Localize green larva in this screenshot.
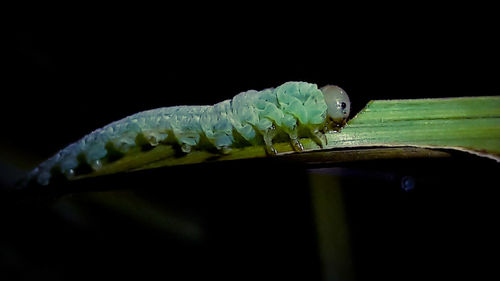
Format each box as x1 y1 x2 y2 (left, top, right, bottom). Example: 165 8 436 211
26 81 350 185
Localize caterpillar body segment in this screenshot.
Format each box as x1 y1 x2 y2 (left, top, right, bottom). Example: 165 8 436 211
27 81 350 185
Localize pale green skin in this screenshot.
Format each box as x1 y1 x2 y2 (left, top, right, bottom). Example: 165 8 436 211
28 82 350 185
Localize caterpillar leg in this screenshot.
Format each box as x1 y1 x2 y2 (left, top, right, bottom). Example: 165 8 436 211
90 159 103 171
311 128 328 148
143 131 168 146
219 145 232 155
181 143 192 153
212 135 234 155
288 128 304 152
262 125 278 155
290 138 304 151
175 133 201 154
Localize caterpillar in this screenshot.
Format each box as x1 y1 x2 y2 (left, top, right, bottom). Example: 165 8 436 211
26 81 350 186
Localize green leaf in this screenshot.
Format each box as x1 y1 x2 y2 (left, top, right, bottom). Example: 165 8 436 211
327 96 500 160
75 96 500 180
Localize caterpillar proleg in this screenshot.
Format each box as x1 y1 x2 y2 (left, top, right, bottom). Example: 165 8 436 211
26 81 350 185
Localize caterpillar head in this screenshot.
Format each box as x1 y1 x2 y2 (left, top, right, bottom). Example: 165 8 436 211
320 85 350 130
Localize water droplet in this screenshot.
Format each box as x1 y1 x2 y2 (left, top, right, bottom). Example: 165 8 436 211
401 176 415 192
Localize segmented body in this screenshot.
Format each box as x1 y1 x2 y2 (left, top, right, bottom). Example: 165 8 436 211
27 81 350 185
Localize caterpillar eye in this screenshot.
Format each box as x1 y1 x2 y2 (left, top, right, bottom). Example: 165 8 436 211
341 102 347 109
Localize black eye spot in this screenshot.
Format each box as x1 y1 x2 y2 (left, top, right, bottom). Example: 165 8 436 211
341 102 347 109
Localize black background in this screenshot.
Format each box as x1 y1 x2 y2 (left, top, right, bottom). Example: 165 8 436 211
2 10 499 280
4 13 499 163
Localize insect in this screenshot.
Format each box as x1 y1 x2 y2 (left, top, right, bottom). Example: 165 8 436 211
26 81 350 186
